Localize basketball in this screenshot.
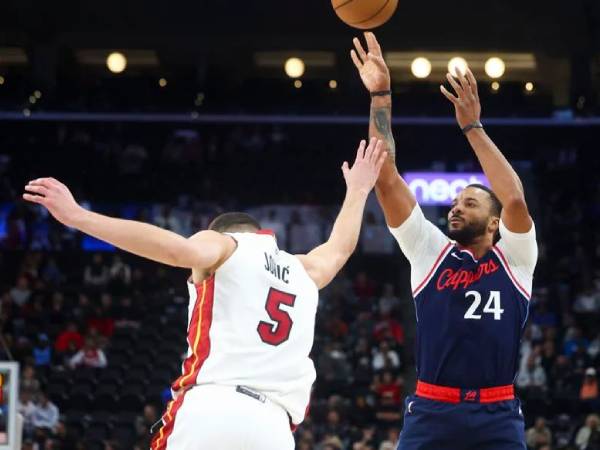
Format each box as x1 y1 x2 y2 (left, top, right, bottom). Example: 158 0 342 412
332 0 398 29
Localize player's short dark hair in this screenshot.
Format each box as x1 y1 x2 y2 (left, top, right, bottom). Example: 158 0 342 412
208 212 261 233
467 184 502 217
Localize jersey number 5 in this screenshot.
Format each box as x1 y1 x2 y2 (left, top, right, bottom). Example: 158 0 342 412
257 288 297 346
464 290 504 320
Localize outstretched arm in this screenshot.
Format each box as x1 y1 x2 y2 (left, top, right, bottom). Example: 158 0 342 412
351 32 416 228
440 69 532 232
23 178 233 269
297 138 386 289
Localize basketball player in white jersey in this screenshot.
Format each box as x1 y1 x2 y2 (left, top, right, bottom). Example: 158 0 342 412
23 137 387 450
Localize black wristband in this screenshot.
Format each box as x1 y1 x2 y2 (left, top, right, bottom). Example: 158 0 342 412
462 120 483 134
370 90 392 98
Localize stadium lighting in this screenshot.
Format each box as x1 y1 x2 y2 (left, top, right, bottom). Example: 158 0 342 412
411 57 432 79
525 82 534 92
0 76 4 85
448 57 468 76
329 80 338 89
159 78 167 88
485 57 506 79
106 52 127 74
285 57 305 78
491 81 500 91
34 90 41 99
294 79 303 88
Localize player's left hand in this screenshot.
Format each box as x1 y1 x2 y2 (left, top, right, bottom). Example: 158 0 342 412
342 137 387 196
440 68 482 129
23 178 84 227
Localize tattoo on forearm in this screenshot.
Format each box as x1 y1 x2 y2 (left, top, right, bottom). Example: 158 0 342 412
371 106 396 162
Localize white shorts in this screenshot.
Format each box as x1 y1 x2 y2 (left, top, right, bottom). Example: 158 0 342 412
151 384 295 450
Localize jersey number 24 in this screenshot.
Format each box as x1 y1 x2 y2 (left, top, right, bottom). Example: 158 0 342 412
464 290 504 320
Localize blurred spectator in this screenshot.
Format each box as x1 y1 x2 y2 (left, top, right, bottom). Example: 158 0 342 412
68 337 107 369
354 272 376 303
54 322 84 353
87 294 115 337
260 209 288 248
31 392 59 432
20 365 41 399
17 390 37 436
83 254 109 289
9 275 31 307
373 313 404 346
580 368 600 411
574 288 600 314
564 328 589 357
576 414 600 450
374 371 402 407
526 417 552 449
378 427 400 450
108 255 132 294
372 341 401 373
361 213 395 255
516 354 547 390
32 334 52 368
41 258 64 286
289 212 322 253
378 284 400 316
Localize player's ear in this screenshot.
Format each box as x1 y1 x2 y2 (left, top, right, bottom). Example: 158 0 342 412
488 216 500 234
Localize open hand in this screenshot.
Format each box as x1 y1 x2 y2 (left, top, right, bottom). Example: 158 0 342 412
351 32 390 93
23 178 84 227
440 68 481 128
342 138 387 195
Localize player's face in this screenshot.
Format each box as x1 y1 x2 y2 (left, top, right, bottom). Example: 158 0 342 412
447 187 497 245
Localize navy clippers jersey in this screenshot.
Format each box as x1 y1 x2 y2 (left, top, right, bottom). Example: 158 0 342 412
390 205 538 388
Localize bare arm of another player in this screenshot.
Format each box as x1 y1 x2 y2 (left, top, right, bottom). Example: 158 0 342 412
440 69 532 233
351 32 416 228
297 138 386 289
23 178 234 269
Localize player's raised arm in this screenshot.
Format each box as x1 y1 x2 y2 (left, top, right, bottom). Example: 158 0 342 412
23 178 233 269
351 32 416 228
297 138 386 289
440 68 532 233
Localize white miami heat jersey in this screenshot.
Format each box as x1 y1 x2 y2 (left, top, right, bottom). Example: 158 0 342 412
171 231 319 426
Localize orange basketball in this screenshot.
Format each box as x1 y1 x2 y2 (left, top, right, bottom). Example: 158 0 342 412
332 0 398 29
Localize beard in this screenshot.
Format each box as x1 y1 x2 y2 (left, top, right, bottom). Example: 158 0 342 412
447 219 488 246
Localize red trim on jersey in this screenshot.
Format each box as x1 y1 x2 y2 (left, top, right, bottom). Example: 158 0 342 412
172 276 216 392
256 229 275 236
416 380 514 404
455 244 478 262
290 400 312 432
412 243 453 296
151 390 188 450
492 246 531 300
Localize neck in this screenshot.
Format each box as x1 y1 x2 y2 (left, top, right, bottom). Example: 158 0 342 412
457 235 494 260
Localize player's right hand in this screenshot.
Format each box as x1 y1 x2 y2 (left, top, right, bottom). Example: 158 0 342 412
351 32 391 94
342 138 387 196
23 177 84 227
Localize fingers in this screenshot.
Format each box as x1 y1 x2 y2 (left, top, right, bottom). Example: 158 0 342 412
455 68 471 95
353 37 368 62
24 184 49 197
446 73 463 97
355 139 367 162
371 139 383 165
375 150 388 174
363 137 378 162
341 161 350 180
350 49 363 70
465 68 479 98
364 32 382 56
440 86 458 104
23 193 46 204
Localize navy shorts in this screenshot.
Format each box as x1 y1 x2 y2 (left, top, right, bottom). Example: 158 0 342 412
396 395 526 450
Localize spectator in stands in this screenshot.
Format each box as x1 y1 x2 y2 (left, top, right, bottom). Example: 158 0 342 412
351 425 377 450
349 395 376 429
260 209 288 248
589 332 600 363
41 257 64 286
580 368 600 412
32 334 52 368
378 427 400 450
17 390 37 437
526 417 552 449
517 353 547 390
353 271 376 303
564 327 589 357
9 275 31 307
374 371 402 407
31 392 59 432
373 313 404 347
87 294 115 338
68 337 107 369
378 283 399 316
372 340 401 373
20 364 41 399
83 253 109 289
576 414 600 450
574 288 600 314
55 321 84 354
108 254 131 295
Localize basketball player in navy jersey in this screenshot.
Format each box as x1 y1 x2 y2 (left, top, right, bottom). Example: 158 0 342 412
352 33 537 450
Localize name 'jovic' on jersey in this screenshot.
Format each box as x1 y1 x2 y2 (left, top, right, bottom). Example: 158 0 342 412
389 205 538 389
